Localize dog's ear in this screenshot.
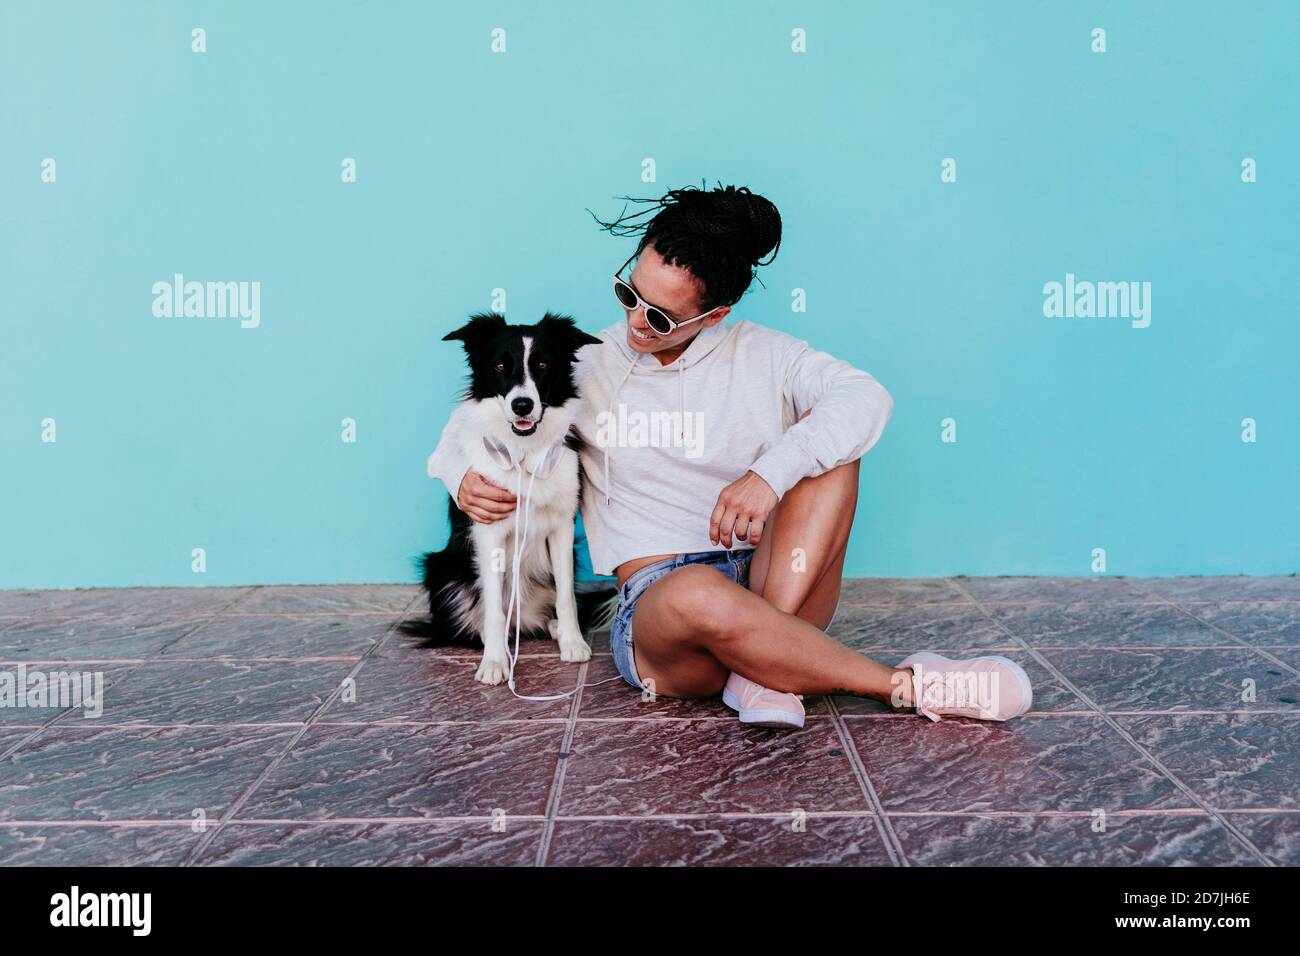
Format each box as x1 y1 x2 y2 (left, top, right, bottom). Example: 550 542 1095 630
538 312 603 352
443 312 506 350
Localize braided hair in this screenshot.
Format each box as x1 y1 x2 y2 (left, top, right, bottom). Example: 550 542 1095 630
589 182 782 311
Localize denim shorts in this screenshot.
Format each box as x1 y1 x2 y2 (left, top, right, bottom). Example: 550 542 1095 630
609 548 754 690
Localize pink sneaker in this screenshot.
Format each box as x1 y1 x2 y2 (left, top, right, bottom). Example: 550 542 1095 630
896 652 1033 722
721 673 805 729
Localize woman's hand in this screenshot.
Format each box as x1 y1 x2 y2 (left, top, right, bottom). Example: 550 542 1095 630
456 470 518 524
709 470 778 547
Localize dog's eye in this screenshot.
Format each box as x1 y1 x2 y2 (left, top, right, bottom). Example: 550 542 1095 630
494 362 506 373
536 361 548 371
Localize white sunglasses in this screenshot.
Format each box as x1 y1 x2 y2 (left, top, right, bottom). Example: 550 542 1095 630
613 252 723 336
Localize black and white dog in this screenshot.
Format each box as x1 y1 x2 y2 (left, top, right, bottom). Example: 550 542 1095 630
401 312 603 685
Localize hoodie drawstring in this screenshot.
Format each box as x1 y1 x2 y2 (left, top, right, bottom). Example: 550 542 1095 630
677 361 685 444
603 330 712 504
604 353 641 505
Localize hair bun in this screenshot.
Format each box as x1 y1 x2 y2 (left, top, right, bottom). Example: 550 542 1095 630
674 184 781 267
722 185 782 266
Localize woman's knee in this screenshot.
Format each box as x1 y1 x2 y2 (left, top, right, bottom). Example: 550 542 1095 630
653 565 751 643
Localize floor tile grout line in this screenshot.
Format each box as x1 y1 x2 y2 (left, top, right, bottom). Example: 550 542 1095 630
534 658 589 867
6 807 1299 828
1155 599 1300 678
3 592 1296 619
0 661 150 757
4 644 1297 667
942 577 976 601
2 582 1289 606
837 708 1299 719
0 610 406 623
825 695 906 867
0 590 255 764
12 706 1292 734
0 817 551 827
0 652 617 665
821 646 1297 655
946 578 1276 867
837 596 1294 609
902 590 1300 608
112 653 594 662
881 808 1300 817
124 590 408 627
177 593 422 866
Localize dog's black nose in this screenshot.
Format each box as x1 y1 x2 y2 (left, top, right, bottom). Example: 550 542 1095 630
511 397 534 416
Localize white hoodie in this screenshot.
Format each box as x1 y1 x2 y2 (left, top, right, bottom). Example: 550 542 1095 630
427 318 894 576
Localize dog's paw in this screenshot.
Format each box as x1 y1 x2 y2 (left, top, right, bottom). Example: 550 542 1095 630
475 656 510 686
558 636 592 663
547 619 561 640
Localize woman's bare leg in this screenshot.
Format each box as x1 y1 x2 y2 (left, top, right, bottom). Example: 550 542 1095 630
629 451 913 703
631 565 912 702
747 459 859 629
628 457 1034 722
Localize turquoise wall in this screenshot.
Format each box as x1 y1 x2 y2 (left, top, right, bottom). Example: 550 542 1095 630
2 1 1296 587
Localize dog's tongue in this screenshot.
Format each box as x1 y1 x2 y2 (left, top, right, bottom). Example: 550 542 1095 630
515 418 533 429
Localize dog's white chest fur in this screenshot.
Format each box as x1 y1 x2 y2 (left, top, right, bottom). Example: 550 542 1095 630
464 436 581 589
446 399 590 684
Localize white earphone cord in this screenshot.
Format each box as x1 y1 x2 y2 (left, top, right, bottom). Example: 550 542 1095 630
503 463 622 702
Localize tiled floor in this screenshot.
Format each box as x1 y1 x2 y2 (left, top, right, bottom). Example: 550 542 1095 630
0 576 1296 866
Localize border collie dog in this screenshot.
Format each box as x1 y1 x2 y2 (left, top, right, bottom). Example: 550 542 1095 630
401 312 603 685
